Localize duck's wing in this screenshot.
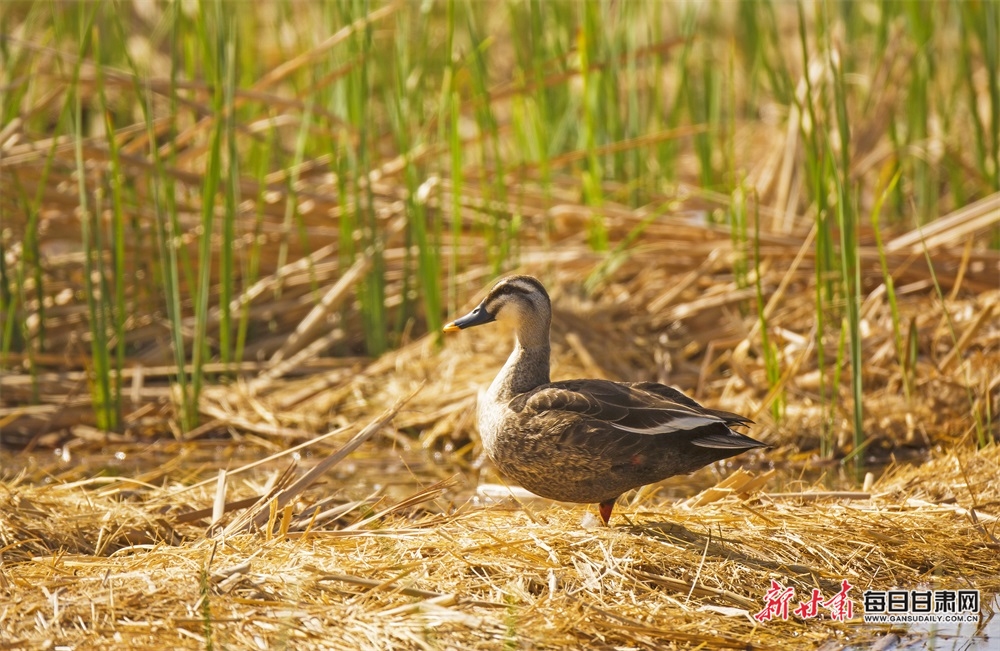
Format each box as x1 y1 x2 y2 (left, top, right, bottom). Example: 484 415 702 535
628 381 755 429
510 380 762 450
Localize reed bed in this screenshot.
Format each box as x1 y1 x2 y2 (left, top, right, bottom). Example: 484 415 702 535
2 1 1000 648
2 0 998 452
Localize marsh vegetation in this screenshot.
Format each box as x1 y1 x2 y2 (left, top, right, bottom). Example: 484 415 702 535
1 1 998 648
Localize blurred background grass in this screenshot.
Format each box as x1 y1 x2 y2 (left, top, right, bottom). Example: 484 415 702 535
1 0 998 457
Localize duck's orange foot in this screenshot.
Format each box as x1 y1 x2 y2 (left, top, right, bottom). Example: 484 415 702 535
598 500 616 526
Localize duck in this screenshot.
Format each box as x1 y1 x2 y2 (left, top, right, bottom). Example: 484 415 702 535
443 274 767 525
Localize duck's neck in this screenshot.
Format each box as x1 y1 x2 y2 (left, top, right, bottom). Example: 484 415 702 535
488 338 551 402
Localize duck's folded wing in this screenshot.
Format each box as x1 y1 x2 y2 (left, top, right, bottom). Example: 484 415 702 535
515 382 731 438
629 382 754 428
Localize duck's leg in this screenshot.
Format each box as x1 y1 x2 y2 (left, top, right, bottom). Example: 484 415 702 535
598 499 617 525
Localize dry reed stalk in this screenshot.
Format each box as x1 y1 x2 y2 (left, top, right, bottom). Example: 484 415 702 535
1 446 996 649
221 388 419 536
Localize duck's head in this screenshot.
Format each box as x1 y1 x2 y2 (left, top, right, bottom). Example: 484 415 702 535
444 275 551 346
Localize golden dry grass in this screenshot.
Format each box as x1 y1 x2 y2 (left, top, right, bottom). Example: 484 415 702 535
2 434 998 649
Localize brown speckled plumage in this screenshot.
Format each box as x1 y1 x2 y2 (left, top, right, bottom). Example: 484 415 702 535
444 275 767 524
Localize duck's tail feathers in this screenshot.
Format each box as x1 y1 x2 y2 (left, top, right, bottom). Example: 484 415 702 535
691 429 768 450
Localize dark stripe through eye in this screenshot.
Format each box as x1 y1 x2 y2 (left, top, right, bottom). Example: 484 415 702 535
496 284 532 297
493 276 548 299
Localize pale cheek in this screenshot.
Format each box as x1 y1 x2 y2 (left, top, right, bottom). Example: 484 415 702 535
508 305 531 323
493 304 516 322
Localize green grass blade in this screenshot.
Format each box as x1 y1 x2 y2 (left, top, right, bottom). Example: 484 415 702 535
71 4 118 431
870 170 907 399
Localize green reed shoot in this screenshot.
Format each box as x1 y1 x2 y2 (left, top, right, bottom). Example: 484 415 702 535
349 1 387 356
235 129 273 366
793 2 834 456
97 51 127 431
464 7 514 274
958 1 1000 194
219 20 239 368
827 23 864 475
870 170 908 400
443 0 461 316
71 5 120 431
389 10 442 341
579 0 607 251
752 196 783 421
190 2 226 420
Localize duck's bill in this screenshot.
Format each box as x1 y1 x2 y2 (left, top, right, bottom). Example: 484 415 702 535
442 303 495 332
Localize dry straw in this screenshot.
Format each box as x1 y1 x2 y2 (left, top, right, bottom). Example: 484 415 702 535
1 436 997 649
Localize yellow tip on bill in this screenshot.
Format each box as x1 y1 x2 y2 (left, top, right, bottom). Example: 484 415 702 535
443 322 461 332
